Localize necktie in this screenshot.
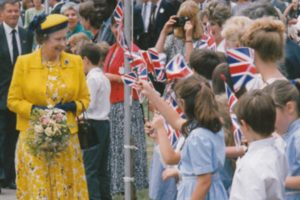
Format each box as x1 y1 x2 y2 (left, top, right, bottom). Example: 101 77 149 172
11 29 19 65
148 4 157 32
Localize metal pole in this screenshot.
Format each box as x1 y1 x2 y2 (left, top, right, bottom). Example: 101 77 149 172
124 0 133 199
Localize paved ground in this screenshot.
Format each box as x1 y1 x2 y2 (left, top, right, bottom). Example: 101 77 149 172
1 188 16 200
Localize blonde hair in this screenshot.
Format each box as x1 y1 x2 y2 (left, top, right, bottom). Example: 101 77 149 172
241 17 285 62
173 0 203 40
221 16 253 48
68 32 91 54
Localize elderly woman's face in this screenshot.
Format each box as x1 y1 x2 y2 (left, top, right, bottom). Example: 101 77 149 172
64 9 78 30
43 28 68 56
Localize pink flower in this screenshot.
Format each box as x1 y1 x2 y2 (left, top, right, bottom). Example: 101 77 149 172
41 116 50 126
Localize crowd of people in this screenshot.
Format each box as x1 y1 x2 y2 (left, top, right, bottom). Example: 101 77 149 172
0 0 300 199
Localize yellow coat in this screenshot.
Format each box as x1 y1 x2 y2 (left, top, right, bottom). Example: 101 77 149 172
7 49 90 134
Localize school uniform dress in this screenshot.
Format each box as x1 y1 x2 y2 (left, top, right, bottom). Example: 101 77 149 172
230 137 288 200
283 119 300 199
177 127 228 200
7 49 90 199
149 145 177 200
220 158 234 195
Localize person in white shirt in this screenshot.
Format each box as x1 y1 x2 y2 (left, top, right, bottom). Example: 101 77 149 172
79 43 112 200
230 90 288 200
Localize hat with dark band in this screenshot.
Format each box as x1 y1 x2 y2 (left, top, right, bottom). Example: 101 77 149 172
29 14 68 34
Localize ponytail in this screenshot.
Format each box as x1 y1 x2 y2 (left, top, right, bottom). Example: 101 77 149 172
175 74 222 136
194 83 222 133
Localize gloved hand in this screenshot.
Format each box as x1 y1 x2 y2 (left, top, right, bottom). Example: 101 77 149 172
31 105 47 110
55 101 76 112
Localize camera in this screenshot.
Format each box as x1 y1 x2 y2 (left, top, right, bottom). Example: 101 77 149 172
173 16 190 27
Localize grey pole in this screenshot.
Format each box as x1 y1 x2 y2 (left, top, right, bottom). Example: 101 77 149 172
124 0 134 200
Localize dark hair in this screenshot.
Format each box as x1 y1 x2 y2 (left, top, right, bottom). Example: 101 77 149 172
93 0 116 21
206 1 231 27
240 1 280 20
79 43 101 65
97 41 110 63
189 49 225 80
263 80 300 116
211 62 247 97
237 90 276 136
1 0 20 9
211 62 232 95
174 74 222 135
79 1 103 29
35 32 49 45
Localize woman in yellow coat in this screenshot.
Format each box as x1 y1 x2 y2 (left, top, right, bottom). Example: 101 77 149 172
7 14 90 199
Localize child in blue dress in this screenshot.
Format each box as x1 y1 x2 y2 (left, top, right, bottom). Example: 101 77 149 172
264 80 300 200
138 74 228 200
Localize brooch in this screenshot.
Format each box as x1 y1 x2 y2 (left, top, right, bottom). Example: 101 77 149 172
64 59 69 65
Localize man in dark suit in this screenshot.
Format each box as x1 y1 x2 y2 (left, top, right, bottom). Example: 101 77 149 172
281 38 300 79
135 0 177 49
49 0 64 14
0 0 33 192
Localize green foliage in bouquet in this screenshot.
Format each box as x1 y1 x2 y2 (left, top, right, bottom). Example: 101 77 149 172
26 107 71 160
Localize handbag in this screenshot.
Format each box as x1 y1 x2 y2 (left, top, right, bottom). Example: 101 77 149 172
77 101 98 149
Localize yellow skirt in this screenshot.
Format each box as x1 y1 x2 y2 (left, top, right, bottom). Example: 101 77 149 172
16 133 89 200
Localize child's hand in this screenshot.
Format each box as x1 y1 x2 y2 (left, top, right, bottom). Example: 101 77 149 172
136 80 155 97
144 120 157 140
152 114 165 131
162 167 179 180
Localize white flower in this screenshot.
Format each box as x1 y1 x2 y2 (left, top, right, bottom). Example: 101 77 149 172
34 125 44 133
45 127 54 137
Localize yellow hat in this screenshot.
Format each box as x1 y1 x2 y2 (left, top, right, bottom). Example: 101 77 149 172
29 14 68 34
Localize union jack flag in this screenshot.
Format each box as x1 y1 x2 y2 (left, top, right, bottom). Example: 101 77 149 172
194 32 216 51
230 113 243 146
227 47 256 92
136 65 148 81
225 83 238 112
125 50 146 71
164 122 181 146
225 82 243 146
165 54 193 81
113 0 124 24
138 50 153 72
116 26 129 51
121 71 137 87
169 93 184 118
148 48 162 71
153 51 166 82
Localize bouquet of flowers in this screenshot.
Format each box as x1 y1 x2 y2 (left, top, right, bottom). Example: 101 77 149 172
26 107 71 159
